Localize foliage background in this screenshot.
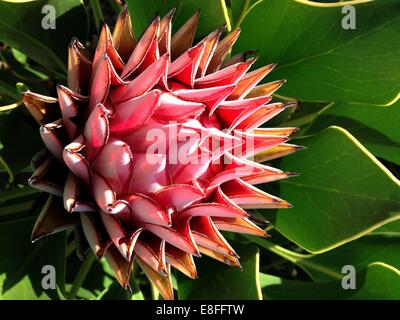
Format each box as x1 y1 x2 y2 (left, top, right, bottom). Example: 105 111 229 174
0 0 399 300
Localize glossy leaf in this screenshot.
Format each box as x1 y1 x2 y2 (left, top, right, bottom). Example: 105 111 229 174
177 242 262 299
0 0 88 74
268 126 400 253
307 101 400 165
261 262 400 300
0 216 67 299
234 0 400 105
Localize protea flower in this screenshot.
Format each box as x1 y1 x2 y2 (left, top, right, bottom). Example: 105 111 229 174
22 6 300 299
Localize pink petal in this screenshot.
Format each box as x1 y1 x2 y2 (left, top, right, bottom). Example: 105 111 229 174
121 17 159 78
109 90 161 135
110 54 169 103
153 185 205 212
194 58 254 89
40 119 65 161
92 138 133 194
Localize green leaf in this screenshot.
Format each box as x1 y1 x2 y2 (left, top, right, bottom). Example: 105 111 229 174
126 0 226 38
268 126 400 253
0 0 88 75
304 235 400 282
0 108 43 174
260 262 400 300
0 216 67 299
177 242 262 299
369 220 400 237
233 0 400 105
307 101 400 165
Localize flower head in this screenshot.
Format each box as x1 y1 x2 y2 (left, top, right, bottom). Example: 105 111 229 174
22 5 299 299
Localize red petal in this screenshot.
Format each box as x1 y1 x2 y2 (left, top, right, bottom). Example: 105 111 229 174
229 63 276 100
109 90 161 135
68 38 92 95
40 119 65 161
92 138 133 194
112 4 136 62
165 245 197 279
84 103 110 160
195 58 254 89
171 10 200 59
121 17 159 78
206 28 241 74
110 54 169 103
153 185 205 212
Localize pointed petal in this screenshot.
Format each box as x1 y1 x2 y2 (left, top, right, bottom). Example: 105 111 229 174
80 212 111 257
179 203 247 219
31 196 79 242
112 4 136 62
171 10 200 59
101 212 143 260
40 119 65 161
234 102 287 131
222 178 292 209
198 245 241 268
168 41 205 87
128 152 170 195
110 54 168 103
119 194 170 226
213 216 267 237
152 93 205 122
197 28 223 77
84 103 110 160
121 17 160 78
94 24 124 72
206 153 265 191
109 90 161 134
233 130 287 158
68 38 92 94
195 58 255 89
243 170 295 185
104 245 133 288
22 91 59 125
134 235 166 275
174 84 235 112
216 95 271 130
138 221 199 256
158 9 175 55
254 144 304 162
191 216 237 257
89 54 123 111
63 136 91 185
221 50 257 68
229 63 276 100
246 79 286 98
56 85 79 139
252 127 298 137
91 171 129 214
153 185 205 212
206 28 241 74
165 245 197 279
28 158 64 196
92 138 133 194
136 257 174 300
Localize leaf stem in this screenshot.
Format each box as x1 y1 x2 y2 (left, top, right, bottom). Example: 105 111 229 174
0 187 39 202
67 252 96 299
243 235 343 280
219 0 232 32
0 154 14 183
234 0 250 29
90 0 105 29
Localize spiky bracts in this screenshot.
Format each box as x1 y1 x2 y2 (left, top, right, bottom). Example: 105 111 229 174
22 6 300 299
